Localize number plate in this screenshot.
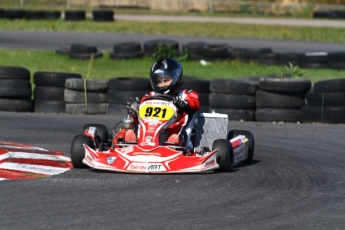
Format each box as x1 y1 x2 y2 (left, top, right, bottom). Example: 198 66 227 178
139 105 175 120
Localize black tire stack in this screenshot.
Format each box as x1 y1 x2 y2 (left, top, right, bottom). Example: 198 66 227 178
92 10 114 21
182 42 205 60
209 77 259 121
44 11 61 20
143 39 179 57
110 42 143 59
64 10 86 21
183 76 211 116
258 52 280 66
279 53 304 67
328 52 345 70
301 79 345 124
0 66 33 112
313 10 345 19
107 77 151 116
4 9 25 19
25 10 44 20
241 48 272 63
33 72 82 113
256 77 311 122
69 44 103 59
64 78 109 114
202 43 228 62
301 52 329 69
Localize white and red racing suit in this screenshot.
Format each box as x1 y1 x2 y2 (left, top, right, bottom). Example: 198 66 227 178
132 89 200 145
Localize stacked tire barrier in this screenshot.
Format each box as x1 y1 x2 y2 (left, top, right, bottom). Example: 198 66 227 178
92 10 114 21
110 42 143 59
64 78 109 114
69 44 103 59
313 10 345 19
301 52 329 69
0 66 33 112
202 43 229 61
328 52 345 70
64 10 86 21
256 77 312 122
44 11 61 20
209 77 259 121
183 42 205 60
51 37 345 70
107 77 151 116
301 79 345 124
34 72 82 113
143 39 179 57
233 48 273 63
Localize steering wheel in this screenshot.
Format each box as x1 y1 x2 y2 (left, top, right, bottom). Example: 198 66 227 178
142 93 174 102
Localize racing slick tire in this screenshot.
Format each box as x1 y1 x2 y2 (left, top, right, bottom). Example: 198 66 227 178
82 124 108 145
227 130 254 163
212 139 233 172
70 134 94 168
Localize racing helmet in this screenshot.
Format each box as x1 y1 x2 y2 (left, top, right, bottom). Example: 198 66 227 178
149 58 183 94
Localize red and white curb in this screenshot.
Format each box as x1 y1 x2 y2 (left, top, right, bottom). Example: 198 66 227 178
0 142 72 181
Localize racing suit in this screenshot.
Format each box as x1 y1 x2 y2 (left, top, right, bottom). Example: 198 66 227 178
129 89 200 147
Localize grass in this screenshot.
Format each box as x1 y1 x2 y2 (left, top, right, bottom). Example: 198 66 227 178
0 18 345 43
1 49 343 84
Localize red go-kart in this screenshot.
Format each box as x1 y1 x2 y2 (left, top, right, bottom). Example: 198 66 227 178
70 94 254 173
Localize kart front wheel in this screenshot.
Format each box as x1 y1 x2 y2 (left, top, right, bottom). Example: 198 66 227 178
82 124 108 144
70 134 94 168
212 139 233 172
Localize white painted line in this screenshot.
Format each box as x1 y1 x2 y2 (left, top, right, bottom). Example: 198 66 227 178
0 178 8 181
0 153 10 161
7 152 71 162
0 145 48 151
0 162 70 175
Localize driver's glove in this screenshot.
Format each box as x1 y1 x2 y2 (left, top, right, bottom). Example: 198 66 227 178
173 96 189 113
127 97 140 116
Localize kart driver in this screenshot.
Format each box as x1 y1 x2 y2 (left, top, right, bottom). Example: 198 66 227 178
127 58 200 149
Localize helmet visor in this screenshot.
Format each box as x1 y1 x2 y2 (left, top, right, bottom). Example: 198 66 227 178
150 68 182 92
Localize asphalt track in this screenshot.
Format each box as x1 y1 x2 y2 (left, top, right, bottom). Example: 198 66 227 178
0 16 345 229
0 30 344 53
0 112 344 229
1 14 344 53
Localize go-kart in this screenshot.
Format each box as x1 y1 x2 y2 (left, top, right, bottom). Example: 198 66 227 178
70 94 254 173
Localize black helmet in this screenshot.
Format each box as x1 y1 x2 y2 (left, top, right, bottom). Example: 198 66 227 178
149 58 183 94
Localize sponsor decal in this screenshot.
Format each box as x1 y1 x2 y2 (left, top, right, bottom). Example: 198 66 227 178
85 156 93 162
205 160 216 167
118 145 134 154
140 135 155 146
132 152 161 156
106 156 117 165
233 145 246 163
147 127 156 132
127 163 166 171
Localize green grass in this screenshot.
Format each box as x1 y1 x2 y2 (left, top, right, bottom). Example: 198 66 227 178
1 49 343 83
0 18 344 43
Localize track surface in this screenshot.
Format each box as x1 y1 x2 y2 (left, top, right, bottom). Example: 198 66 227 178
0 112 344 229
0 30 344 53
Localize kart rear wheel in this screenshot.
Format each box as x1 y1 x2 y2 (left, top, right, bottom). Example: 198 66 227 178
212 139 233 172
228 130 254 163
70 134 94 168
82 124 108 144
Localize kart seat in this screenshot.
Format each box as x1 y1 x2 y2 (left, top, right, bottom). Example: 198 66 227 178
164 134 179 145
125 129 137 143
